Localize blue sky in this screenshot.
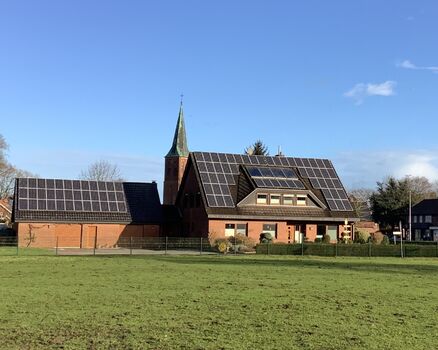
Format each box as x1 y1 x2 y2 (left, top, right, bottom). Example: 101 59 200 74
1 0 437 196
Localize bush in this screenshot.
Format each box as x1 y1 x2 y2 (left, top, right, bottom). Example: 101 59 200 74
322 234 331 244
228 234 256 253
381 235 390 245
353 230 369 244
370 232 386 244
214 238 231 253
314 237 322 243
259 232 274 244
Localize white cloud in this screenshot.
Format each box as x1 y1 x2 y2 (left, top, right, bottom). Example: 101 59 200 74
397 59 438 73
333 150 438 190
344 81 396 105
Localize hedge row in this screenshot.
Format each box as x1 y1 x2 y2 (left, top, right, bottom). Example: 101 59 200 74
256 243 438 257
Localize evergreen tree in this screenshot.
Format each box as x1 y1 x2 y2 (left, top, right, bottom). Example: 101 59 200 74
370 176 437 231
244 140 269 156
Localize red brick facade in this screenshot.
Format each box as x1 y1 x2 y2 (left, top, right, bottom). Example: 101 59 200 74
14 222 160 248
208 219 347 243
163 156 188 205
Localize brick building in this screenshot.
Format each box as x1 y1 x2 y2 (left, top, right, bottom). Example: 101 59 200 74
411 199 438 241
163 105 358 242
12 179 162 248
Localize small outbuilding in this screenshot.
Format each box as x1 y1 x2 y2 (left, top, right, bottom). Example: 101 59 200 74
12 178 162 248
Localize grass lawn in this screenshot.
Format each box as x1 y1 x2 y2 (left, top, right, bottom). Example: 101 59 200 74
0 255 437 350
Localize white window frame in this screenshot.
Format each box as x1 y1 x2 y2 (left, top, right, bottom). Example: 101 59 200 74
297 195 307 206
283 195 294 205
256 194 268 205
270 194 281 205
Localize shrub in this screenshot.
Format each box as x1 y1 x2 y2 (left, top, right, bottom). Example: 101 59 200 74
314 237 322 243
370 232 384 245
228 234 256 253
214 238 231 253
353 230 370 244
381 235 390 245
322 234 331 243
259 232 274 244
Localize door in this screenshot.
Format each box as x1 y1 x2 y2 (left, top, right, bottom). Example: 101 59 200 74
294 224 305 243
327 225 338 241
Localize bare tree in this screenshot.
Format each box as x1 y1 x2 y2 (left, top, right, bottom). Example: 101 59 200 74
403 176 437 201
0 134 36 198
348 188 374 220
79 160 124 182
0 134 8 168
0 165 34 198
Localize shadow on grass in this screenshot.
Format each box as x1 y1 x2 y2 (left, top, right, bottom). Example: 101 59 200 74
148 255 438 275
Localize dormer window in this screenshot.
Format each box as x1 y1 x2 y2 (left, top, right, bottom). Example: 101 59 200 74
297 195 307 206
270 195 281 205
283 195 294 205
257 194 268 204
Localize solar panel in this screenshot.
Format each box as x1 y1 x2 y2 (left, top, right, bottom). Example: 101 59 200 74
193 152 353 211
17 178 128 213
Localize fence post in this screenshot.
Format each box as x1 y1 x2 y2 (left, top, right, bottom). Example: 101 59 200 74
165 236 168 255
267 243 270 255
335 241 337 258
200 237 203 255
16 236 19 256
56 236 58 256
301 236 304 256
93 232 97 256
130 236 133 255
368 241 371 257
436 241 438 257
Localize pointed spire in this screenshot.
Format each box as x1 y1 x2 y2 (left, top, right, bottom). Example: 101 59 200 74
166 100 189 157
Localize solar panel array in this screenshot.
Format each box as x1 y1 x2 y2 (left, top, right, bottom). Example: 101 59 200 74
17 178 128 212
246 166 305 189
193 152 352 211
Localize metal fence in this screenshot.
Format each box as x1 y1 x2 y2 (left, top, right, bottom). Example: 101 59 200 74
0 236 219 256
256 242 438 258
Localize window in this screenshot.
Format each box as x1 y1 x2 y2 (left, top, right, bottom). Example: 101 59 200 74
236 224 247 236
263 223 277 239
225 223 235 237
270 194 281 205
257 194 268 204
413 216 417 223
283 195 294 205
317 225 326 238
419 216 423 223
425 215 432 223
297 195 307 206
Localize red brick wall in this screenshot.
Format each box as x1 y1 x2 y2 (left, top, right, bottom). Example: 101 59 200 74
208 220 345 243
163 156 188 205
16 222 160 248
176 162 209 237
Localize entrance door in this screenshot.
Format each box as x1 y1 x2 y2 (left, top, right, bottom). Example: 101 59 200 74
85 226 97 248
294 224 305 243
327 225 338 241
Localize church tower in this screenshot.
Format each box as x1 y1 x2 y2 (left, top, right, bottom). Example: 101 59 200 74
163 101 189 205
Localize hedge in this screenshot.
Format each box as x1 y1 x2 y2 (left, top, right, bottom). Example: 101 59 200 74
256 242 438 257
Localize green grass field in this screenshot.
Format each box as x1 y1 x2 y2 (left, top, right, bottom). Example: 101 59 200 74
0 255 437 350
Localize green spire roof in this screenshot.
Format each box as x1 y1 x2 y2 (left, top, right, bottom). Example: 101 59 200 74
166 102 189 157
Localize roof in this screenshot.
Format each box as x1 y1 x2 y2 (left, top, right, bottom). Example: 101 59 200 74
187 152 357 221
412 199 438 215
166 102 189 157
13 178 162 224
